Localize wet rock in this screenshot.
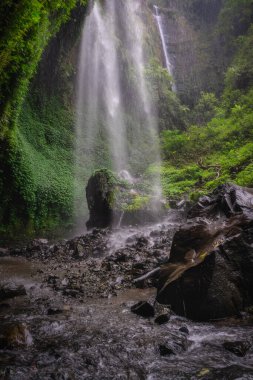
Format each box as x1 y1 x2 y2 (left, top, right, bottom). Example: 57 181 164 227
33 238 49 245
75 243 86 258
223 340 252 357
47 308 63 315
188 183 253 220
86 169 117 229
159 344 175 356
0 303 11 311
0 323 32 349
154 313 170 325
179 326 189 335
157 184 253 321
0 283 26 301
131 301 155 318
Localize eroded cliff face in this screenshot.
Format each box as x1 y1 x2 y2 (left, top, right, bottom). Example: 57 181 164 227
149 0 225 105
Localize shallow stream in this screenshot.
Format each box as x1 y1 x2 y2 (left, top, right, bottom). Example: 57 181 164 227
0 217 253 379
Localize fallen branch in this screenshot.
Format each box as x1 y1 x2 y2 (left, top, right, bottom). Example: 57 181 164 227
133 267 160 283
197 158 221 179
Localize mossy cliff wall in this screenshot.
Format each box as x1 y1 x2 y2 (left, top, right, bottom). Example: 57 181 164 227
0 1 89 239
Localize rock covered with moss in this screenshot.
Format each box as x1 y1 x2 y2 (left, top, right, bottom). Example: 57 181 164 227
86 169 166 229
86 169 119 229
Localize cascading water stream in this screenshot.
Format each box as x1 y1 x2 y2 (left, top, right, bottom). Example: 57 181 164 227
75 0 162 223
153 5 176 92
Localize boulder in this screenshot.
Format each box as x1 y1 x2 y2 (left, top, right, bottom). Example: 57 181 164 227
188 183 253 219
157 184 253 321
86 169 117 229
86 169 166 229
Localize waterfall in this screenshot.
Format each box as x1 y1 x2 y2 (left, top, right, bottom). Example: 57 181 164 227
153 5 176 91
75 0 162 222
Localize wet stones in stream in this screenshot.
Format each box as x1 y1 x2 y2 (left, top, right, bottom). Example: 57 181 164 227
0 323 32 349
131 301 155 318
223 340 252 357
0 283 26 301
154 313 170 325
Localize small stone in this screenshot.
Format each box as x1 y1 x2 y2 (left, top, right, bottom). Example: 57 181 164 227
47 308 63 315
2 323 33 349
159 344 175 356
154 314 170 325
0 284 26 301
35 238 48 245
223 340 252 357
179 326 189 335
76 243 86 258
131 301 155 318
0 303 11 311
61 278 69 286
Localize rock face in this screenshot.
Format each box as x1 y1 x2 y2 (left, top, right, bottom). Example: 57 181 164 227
86 169 116 229
157 184 253 321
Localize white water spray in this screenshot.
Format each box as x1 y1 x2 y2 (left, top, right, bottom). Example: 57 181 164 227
75 0 162 221
154 5 176 91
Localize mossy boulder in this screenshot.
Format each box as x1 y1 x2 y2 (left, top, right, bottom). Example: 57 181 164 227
86 169 166 229
86 169 119 229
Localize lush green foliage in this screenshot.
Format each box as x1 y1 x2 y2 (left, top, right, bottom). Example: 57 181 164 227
0 1 87 238
0 0 86 136
146 59 188 131
160 20 253 199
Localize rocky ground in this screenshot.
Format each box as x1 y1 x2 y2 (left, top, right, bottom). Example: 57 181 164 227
6 213 181 301
1 186 253 379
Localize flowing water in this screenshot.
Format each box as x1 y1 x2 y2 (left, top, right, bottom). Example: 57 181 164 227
75 0 162 222
1 216 253 379
153 5 176 92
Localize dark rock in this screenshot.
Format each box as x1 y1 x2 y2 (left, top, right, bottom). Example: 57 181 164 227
0 284 26 301
179 326 189 335
157 184 253 321
223 340 252 357
207 365 253 379
47 308 63 315
131 301 155 318
154 314 170 325
0 303 11 311
188 183 253 219
159 344 175 356
86 169 117 229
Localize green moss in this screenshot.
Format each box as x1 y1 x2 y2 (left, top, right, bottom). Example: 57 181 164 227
0 1 88 238
124 195 150 212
